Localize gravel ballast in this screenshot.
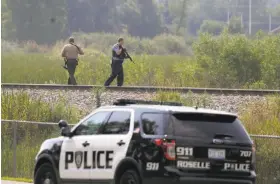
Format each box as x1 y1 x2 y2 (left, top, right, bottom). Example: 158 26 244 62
2 88 268 116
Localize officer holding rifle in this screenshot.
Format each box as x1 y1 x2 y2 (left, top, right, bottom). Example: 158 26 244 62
104 37 133 87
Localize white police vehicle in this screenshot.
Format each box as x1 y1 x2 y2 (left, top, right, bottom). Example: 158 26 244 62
34 99 256 184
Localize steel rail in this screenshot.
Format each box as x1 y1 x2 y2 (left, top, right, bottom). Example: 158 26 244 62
1 83 280 96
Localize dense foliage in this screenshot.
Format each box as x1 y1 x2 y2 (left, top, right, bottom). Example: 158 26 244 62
193 31 280 89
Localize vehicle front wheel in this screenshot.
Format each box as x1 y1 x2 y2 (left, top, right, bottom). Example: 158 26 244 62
34 163 57 184
119 169 140 184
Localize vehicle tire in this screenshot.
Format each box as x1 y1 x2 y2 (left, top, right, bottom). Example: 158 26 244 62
34 163 57 184
119 169 140 184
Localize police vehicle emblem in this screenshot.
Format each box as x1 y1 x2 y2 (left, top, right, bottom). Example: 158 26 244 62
75 151 83 169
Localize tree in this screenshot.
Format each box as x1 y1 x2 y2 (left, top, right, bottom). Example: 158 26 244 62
136 0 163 37
1 0 16 40
167 0 191 35
118 0 163 37
117 0 142 35
186 0 229 35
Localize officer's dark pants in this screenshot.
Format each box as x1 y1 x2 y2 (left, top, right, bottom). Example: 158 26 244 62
67 59 77 85
104 59 124 86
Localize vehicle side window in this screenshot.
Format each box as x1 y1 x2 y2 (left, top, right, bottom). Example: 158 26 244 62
141 113 170 135
102 111 131 134
74 111 111 136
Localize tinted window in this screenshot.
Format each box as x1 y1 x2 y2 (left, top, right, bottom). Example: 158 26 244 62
172 113 250 140
141 113 170 135
102 111 131 134
75 111 111 135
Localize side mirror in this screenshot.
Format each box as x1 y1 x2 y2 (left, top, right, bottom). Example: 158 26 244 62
61 127 71 137
58 120 69 129
58 120 71 137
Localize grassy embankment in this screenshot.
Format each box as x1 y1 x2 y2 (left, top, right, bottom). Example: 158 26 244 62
1 92 280 183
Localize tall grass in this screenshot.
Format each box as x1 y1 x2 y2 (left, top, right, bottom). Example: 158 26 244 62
240 95 280 135
1 122 61 178
1 92 82 178
2 53 201 87
1 91 82 122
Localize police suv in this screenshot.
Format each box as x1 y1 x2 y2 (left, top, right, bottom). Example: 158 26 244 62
34 99 256 184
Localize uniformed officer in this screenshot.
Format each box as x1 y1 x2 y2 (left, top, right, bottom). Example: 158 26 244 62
61 37 84 85
104 38 126 87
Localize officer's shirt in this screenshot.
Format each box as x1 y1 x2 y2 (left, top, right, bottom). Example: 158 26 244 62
61 44 84 60
112 43 123 60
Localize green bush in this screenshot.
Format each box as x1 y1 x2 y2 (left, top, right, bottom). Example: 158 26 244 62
193 31 280 89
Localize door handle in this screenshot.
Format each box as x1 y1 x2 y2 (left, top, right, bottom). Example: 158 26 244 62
117 140 125 146
82 141 90 147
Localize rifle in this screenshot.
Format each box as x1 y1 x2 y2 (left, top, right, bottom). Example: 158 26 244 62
119 46 134 63
124 50 134 63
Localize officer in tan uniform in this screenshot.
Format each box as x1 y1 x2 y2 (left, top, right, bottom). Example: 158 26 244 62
61 37 84 85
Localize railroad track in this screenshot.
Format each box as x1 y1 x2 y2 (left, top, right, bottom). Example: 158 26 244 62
2 83 280 96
